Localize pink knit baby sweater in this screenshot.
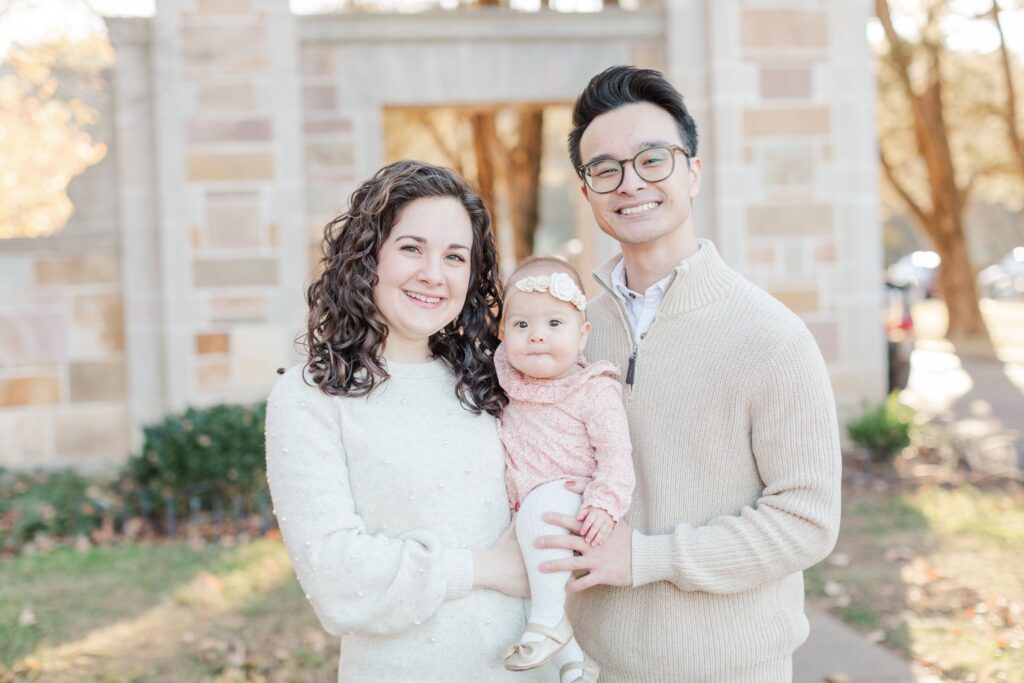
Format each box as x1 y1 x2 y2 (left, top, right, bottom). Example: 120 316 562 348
494 343 635 521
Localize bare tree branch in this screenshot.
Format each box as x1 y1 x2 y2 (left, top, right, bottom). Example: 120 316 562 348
990 0 1024 174
410 110 464 176
880 146 931 230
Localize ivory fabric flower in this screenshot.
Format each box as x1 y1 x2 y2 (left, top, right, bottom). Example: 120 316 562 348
548 272 576 301
513 271 587 312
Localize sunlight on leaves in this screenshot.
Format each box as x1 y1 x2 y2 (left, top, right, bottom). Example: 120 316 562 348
0 35 112 239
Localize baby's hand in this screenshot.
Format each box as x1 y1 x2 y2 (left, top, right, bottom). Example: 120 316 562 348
576 506 614 546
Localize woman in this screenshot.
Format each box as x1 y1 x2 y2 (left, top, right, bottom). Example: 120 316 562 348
265 161 554 681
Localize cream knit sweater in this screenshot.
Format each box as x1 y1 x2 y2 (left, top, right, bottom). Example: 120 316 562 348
265 361 550 683
568 240 842 682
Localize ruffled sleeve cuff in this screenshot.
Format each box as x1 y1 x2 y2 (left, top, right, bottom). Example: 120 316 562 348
442 548 474 600
631 530 676 588
582 488 628 523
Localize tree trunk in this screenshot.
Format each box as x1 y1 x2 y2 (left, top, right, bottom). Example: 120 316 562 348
876 0 992 352
469 111 500 238
505 107 543 262
929 215 989 343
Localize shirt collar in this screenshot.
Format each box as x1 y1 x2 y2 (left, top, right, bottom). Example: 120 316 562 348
610 255 675 303
595 240 740 316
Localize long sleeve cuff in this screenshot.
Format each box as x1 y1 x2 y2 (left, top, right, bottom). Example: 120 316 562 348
443 548 474 600
631 530 676 587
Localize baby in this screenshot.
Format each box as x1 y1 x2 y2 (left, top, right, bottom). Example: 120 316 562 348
495 257 634 683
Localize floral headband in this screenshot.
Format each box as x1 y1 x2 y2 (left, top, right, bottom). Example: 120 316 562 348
513 272 587 312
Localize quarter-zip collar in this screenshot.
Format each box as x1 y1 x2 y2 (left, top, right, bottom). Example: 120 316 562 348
592 239 740 317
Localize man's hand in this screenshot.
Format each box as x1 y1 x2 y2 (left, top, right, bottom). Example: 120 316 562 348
535 512 632 592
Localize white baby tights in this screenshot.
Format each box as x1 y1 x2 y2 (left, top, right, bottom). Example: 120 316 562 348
516 479 587 682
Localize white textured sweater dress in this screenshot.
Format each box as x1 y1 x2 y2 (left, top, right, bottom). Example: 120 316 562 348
265 361 550 683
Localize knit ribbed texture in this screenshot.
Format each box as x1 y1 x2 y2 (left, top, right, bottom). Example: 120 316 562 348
516 480 581 629
265 361 551 682
566 240 842 682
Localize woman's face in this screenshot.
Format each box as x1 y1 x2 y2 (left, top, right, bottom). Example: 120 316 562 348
373 196 474 362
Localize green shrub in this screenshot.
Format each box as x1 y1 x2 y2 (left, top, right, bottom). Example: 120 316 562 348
0 468 109 550
846 392 914 461
123 403 267 514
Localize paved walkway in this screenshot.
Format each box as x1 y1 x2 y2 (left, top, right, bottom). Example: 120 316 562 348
793 324 1024 683
901 299 1024 480
794 605 915 683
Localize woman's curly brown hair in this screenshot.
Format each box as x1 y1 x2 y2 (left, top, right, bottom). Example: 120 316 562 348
303 160 507 417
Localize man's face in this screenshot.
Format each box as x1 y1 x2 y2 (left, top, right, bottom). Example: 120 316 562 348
578 102 701 249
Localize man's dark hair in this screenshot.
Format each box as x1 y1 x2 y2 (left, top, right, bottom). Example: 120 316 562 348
568 65 699 174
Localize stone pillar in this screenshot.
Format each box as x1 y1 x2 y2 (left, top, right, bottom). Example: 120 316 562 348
663 0 885 417
109 17 166 449
151 0 308 410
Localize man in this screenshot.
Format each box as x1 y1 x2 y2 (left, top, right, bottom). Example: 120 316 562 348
540 66 842 681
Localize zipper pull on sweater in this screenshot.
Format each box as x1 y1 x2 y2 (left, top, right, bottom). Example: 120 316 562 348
626 349 638 386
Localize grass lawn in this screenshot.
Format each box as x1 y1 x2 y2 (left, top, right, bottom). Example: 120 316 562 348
807 475 1024 682
0 538 335 682
3 475 1022 682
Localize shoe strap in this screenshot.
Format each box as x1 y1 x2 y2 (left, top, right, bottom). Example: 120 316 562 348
559 661 599 679
524 622 569 645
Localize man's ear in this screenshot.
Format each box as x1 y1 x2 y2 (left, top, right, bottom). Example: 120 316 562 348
688 156 703 200
580 183 589 200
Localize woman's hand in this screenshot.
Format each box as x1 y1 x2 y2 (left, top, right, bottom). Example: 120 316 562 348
472 516 530 598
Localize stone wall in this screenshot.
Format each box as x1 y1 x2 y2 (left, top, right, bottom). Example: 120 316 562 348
699 1 885 419
0 0 883 470
0 71 130 471
146 0 308 416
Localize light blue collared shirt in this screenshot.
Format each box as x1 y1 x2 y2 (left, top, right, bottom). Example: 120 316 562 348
609 257 674 347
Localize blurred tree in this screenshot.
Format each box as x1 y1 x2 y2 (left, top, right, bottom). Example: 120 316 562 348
990 0 1024 178
386 105 546 264
505 106 544 261
470 0 545 264
874 0 1024 350
0 29 111 239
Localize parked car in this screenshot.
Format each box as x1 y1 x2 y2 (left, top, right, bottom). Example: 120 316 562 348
885 281 914 393
886 250 941 299
977 247 1024 300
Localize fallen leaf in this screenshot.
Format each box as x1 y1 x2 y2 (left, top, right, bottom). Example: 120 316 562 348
866 629 885 643
824 580 847 597
825 673 851 683
828 552 850 567
90 514 115 545
304 629 327 654
32 534 55 554
226 637 246 668
198 637 228 652
16 606 36 627
884 546 913 563
123 517 145 539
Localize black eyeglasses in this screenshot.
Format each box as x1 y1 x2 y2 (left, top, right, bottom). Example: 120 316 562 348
577 145 691 194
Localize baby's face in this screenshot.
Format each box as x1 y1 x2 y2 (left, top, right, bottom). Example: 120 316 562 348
503 288 590 380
